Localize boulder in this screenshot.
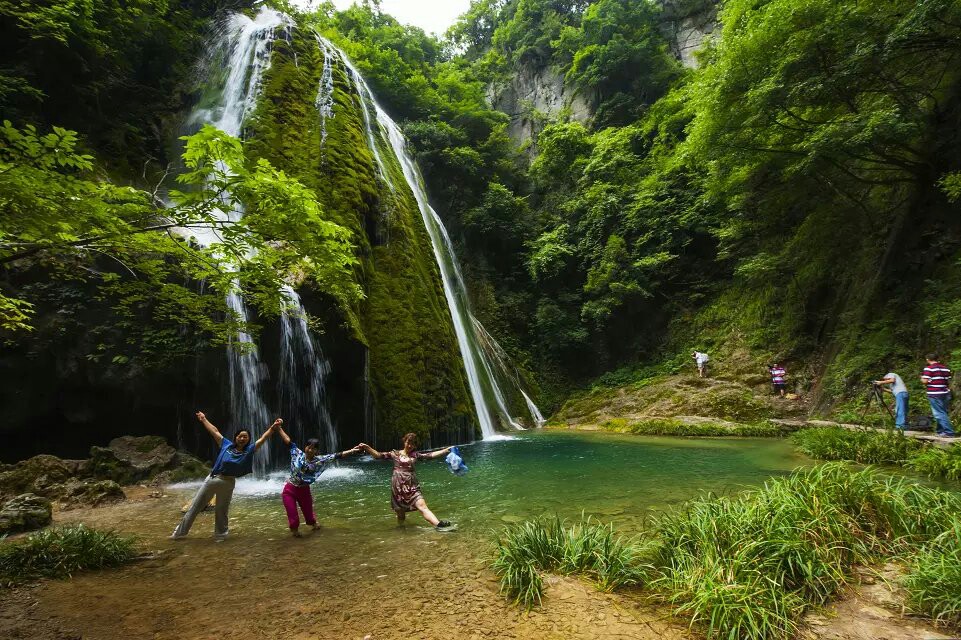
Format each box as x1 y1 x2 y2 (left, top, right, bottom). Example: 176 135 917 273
0 493 52 534
150 452 210 485
0 455 83 501
84 435 177 484
59 479 125 509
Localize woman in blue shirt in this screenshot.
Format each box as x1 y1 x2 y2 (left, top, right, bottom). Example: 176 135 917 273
274 425 361 536
171 411 280 541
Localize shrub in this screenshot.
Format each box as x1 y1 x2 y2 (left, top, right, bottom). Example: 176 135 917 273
0 525 137 585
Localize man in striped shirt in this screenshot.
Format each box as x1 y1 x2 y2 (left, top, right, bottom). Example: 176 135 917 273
920 354 956 437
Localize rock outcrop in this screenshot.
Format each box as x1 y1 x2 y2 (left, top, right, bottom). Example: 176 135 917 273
0 493 52 534
85 435 178 485
488 64 595 152
658 0 720 68
0 436 209 508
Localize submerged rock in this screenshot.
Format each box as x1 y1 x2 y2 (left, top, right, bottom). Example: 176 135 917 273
0 493 52 534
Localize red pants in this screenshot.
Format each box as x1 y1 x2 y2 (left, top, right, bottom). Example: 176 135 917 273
281 482 316 530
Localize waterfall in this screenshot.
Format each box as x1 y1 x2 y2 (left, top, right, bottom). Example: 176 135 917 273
183 9 336 472
316 39 335 148
316 36 544 437
278 287 338 452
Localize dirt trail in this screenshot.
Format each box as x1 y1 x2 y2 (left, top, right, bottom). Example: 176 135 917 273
800 565 955 640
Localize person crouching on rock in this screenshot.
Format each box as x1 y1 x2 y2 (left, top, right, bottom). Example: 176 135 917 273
274 423 361 537
358 434 455 531
170 411 280 541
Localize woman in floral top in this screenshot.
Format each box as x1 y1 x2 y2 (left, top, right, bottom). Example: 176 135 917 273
276 425 360 537
359 433 454 531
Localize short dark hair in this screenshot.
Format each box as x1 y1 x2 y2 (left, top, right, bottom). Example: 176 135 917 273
231 430 251 450
305 438 321 449
926 353 939 361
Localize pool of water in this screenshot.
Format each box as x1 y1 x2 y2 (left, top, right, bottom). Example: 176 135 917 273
39 431 812 640
171 430 811 535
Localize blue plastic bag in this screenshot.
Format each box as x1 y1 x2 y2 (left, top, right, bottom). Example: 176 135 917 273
445 446 469 476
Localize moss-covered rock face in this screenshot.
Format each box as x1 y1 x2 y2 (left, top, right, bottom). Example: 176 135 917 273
244 26 476 444
0 493 52 535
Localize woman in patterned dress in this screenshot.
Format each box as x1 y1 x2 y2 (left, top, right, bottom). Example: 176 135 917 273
359 433 454 530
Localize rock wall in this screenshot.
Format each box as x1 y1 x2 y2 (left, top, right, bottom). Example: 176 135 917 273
487 64 595 152
658 0 720 68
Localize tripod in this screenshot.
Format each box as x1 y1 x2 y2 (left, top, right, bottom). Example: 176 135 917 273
857 384 896 426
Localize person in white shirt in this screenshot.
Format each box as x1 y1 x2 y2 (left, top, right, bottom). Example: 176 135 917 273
874 372 909 430
692 351 710 378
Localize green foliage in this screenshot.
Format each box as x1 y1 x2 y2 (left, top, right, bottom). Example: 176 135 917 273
0 524 137 585
794 427 961 483
792 427 922 464
905 445 961 482
646 464 961 639
492 464 961 638
560 0 682 126
0 120 359 362
903 518 961 627
0 0 227 174
491 515 647 607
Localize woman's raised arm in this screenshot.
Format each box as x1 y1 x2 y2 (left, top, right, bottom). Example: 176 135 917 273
195 411 223 446
276 424 292 447
255 418 283 450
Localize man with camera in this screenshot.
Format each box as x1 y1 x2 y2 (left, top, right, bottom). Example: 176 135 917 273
873 371 908 430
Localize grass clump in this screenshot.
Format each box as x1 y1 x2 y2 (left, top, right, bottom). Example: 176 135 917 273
646 464 960 639
904 445 961 481
903 518 961 627
792 426 922 464
603 417 785 437
491 464 961 638
795 426 961 482
0 525 137 585
491 515 647 607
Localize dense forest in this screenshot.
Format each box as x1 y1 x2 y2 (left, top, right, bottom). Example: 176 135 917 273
2 0 961 458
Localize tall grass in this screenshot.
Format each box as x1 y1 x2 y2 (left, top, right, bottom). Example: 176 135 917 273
491 515 647 607
792 427 921 464
905 445 961 481
794 426 961 482
491 464 961 638
0 524 138 585
903 518 961 627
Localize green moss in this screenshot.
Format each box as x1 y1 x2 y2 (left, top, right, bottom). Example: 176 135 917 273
244 24 476 443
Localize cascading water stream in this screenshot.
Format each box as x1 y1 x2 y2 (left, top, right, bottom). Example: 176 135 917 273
316 36 544 436
184 9 337 472
278 286 338 452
